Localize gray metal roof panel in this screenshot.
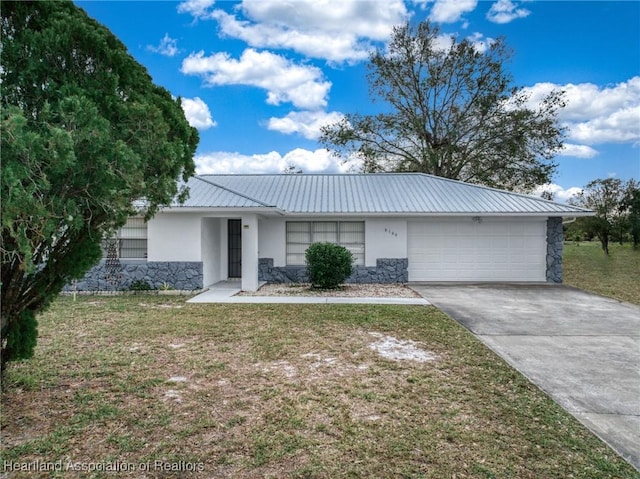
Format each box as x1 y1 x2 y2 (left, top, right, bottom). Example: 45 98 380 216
188 173 591 215
174 176 273 208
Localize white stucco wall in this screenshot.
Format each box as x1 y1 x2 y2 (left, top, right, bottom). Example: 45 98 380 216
365 219 407 266
241 214 260 291
219 219 229 280
259 217 286 266
201 218 222 287
147 213 203 262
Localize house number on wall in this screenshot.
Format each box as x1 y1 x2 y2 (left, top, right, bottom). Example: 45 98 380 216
384 228 398 237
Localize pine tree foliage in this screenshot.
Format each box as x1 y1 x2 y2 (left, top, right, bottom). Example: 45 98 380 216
1 1 199 371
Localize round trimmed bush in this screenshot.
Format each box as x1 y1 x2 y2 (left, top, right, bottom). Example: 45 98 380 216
305 242 353 289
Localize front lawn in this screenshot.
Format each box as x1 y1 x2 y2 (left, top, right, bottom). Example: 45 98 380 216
563 241 640 305
1 297 636 478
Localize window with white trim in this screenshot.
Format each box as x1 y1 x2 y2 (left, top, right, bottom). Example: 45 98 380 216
286 221 364 266
103 217 147 259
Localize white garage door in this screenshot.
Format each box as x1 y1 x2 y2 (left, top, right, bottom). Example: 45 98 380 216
408 219 547 282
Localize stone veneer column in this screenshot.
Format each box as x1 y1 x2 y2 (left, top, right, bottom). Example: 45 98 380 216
546 217 563 283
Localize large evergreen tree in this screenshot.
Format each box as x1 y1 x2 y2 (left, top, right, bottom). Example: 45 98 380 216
1 1 199 371
320 21 566 191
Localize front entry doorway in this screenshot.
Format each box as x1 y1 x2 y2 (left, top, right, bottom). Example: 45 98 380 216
228 219 242 278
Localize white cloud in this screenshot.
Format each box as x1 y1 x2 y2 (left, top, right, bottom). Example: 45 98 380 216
432 33 456 51
486 0 531 24
409 0 430 9
521 77 640 145
267 110 344 140
558 143 598 159
428 32 494 53
181 48 331 109
177 0 216 19
194 148 351 174
147 33 179 57
209 0 409 64
533 183 583 202
465 32 496 53
570 106 640 143
429 0 478 23
181 97 217 130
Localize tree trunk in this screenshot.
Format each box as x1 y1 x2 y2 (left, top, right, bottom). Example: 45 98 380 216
599 233 610 255
1 312 18 378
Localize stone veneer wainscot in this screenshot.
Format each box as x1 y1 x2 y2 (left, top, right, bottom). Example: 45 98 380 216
259 258 408 284
64 261 203 291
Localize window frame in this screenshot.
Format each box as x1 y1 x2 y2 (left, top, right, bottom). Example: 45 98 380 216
102 217 148 260
285 221 365 266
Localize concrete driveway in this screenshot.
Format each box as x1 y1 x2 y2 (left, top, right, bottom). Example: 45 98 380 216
411 284 640 470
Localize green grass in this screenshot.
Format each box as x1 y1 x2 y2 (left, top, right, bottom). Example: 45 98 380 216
563 241 640 305
1 296 638 478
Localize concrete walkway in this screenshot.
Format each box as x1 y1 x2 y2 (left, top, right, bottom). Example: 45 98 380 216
187 281 429 305
411 283 640 470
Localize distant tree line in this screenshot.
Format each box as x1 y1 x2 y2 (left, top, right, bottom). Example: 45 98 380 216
567 178 640 255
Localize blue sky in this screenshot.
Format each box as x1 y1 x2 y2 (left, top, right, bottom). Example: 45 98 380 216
76 0 640 200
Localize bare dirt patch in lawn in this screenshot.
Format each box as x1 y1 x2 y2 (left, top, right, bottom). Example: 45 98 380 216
368 332 438 362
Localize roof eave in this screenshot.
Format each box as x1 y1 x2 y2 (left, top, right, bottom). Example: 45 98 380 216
158 207 593 217
280 211 595 217
159 206 285 215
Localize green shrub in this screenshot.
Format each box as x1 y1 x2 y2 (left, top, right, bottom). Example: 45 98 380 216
305 242 353 289
129 280 153 291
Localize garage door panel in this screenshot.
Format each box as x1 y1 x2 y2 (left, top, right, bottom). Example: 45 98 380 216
408 219 546 282
478 223 509 235
476 255 499 264
525 237 545 249
522 222 545 234
507 237 526 249
437 223 465 235
488 237 509 248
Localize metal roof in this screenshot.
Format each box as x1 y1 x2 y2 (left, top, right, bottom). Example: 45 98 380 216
174 176 272 208
172 173 591 216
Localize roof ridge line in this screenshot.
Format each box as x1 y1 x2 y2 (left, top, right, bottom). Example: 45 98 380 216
194 176 274 208
198 173 423 177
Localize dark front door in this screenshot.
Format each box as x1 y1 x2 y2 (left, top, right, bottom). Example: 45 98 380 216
228 219 242 278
